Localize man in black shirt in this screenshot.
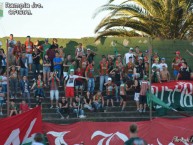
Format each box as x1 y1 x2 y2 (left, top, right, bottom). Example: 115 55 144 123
57 97 70 119
32 48 41 79
86 48 96 63
177 62 192 80
134 57 145 80
19 52 29 77
124 124 147 145
50 38 59 50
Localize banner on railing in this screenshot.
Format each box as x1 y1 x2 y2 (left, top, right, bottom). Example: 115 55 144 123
43 117 193 145
152 81 193 111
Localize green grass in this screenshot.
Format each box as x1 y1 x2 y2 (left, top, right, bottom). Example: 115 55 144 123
1 37 193 74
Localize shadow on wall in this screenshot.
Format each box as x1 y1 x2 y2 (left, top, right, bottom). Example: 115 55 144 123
64 41 79 56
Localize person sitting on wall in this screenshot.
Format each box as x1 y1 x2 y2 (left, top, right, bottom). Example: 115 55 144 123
9 99 18 116
19 100 30 114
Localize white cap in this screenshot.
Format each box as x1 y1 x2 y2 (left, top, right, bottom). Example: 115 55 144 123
139 57 143 60
0 41 2 46
108 77 112 81
87 48 91 50
70 69 74 72
130 47 133 50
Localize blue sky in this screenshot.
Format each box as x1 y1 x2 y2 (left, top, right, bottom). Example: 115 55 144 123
0 0 109 38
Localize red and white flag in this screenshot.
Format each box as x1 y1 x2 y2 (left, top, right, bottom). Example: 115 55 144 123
0 107 42 145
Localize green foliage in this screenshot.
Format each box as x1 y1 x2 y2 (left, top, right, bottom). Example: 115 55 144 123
94 0 193 40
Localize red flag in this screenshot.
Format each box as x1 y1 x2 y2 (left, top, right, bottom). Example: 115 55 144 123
0 107 42 145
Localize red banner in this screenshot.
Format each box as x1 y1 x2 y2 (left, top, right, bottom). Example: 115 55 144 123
43 117 193 145
0 107 42 145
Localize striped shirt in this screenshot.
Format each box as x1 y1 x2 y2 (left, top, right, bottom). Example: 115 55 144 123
140 80 149 96
99 61 108 75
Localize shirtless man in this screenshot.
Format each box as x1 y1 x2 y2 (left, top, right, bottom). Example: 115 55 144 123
160 65 170 82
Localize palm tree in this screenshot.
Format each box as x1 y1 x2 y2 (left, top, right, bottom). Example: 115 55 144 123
94 0 193 40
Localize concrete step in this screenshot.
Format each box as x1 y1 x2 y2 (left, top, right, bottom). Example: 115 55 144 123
2 102 140 110
42 116 186 124
43 116 151 124
1 106 142 114
42 111 193 118
42 111 154 118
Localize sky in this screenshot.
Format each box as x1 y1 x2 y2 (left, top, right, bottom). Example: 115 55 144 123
0 0 110 38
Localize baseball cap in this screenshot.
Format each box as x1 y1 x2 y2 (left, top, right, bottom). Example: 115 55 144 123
152 66 157 69
87 48 91 50
139 57 143 60
143 75 148 80
161 57 165 60
70 69 74 72
176 51 180 54
130 47 134 50
108 77 112 81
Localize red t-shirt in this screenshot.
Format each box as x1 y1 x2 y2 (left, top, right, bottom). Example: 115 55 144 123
20 104 29 113
13 46 22 57
106 83 116 95
25 41 34 54
144 56 149 63
75 70 83 82
85 64 94 78
46 49 55 61
99 61 108 75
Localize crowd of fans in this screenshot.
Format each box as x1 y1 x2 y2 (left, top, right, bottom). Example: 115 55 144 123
0 34 192 119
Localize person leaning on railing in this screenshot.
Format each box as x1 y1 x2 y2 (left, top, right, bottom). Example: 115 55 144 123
176 61 192 80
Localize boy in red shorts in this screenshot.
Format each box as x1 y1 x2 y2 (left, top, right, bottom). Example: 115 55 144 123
64 69 87 106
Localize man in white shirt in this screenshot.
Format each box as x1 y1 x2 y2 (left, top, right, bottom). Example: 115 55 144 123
64 69 87 105
159 58 168 71
75 43 84 58
152 60 161 70
124 47 134 64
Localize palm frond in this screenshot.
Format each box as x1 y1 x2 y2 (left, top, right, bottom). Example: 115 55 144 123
94 0 193 40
